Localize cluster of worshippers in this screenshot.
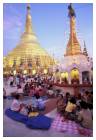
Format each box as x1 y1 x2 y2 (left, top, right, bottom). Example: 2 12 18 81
4 74 93 130
9 89 93 130
56 90 93 130
3 74 56 99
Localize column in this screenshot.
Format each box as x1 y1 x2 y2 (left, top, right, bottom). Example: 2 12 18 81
79 72 82 84
59 77 62 84
68 72 71 84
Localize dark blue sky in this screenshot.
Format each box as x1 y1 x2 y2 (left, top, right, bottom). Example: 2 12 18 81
3 3 93 59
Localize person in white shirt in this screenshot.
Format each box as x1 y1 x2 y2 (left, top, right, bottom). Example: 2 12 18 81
11 94 21 112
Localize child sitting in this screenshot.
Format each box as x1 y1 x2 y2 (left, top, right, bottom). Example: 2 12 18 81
77 101 93 129
62 96 77 121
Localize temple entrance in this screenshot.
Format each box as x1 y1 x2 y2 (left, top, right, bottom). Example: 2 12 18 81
70 68 79 84
61 72 68 84
82 71 90 84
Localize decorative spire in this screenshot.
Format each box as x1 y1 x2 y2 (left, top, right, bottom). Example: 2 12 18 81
65 4 82 56
83 41 88 56
68 3 76 17
25 3 33 33
27 3 31 13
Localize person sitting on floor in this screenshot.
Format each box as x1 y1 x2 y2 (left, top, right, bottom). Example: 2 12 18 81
11 94 35 115
62 96 77 121
63 92 71 105
36 97 45 110
77 101 93 129
10 94 23 112
57 94 65 114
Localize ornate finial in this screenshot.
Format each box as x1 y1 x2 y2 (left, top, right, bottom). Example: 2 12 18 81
25 3 32 33
68 3 76 17
27 3 31 12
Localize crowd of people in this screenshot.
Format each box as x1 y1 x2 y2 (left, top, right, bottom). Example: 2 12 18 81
3 73 93 131
3 74 55 97
56 91 93 130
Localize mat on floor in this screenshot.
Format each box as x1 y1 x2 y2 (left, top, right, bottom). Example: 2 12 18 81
51 114 93 136
5 108 52 130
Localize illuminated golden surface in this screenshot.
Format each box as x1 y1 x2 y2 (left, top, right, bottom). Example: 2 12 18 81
61 72 68 78
4 4 55 72
65 17 82 56
70 68 79 79
13 70 16 75
32 69 36 75
44 69 48 74
23 70 27 74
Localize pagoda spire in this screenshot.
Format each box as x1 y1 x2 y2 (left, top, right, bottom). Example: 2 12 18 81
4 3 55 71
25 3 33 33
65 4 82 56
83 41 88 56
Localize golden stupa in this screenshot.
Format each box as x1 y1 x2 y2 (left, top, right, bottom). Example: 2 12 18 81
65 4 82 56
4 4 55 74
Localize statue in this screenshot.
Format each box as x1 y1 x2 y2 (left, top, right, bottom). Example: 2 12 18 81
68 3 76 17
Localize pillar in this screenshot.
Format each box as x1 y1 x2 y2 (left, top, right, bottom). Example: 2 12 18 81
68 72 71 84
59 77 62 84
79 72 82 84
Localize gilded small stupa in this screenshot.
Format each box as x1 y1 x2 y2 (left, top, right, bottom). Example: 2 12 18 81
83 41 88 57
4 4 55 73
